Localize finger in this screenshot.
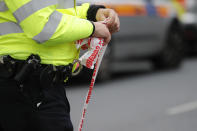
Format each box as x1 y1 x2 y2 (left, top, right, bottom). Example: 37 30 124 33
99 14 107 21
116 14 120 31
113 14 120 33
96 9 107 21
106 10 116 27
110 28 116 34
109 14 120 33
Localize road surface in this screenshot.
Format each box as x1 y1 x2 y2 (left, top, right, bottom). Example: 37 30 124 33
67 58 197 131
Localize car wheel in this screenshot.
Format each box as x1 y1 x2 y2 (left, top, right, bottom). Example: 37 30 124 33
152 24 185 69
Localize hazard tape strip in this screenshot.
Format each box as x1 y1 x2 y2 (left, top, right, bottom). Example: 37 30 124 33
78 43 107 131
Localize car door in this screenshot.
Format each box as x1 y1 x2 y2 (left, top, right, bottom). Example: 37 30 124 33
111 0 165 60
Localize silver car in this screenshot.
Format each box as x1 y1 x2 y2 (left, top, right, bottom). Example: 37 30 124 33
78 0 185 81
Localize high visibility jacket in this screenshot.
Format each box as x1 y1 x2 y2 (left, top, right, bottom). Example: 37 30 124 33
0 0 94 65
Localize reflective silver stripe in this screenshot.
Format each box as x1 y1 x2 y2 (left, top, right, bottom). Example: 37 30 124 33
13 0 58 23
0 22 23 35
33 11 62 43
0 1 8 12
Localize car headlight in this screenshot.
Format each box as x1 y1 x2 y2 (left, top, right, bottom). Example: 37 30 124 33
181 13 197 24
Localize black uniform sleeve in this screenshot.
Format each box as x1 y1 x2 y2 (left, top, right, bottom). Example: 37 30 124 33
87 5 106 22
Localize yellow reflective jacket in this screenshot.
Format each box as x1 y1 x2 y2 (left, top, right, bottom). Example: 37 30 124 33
0 0 93 65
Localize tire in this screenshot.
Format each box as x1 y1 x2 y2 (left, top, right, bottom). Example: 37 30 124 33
152 24 185 69
183 25 197 55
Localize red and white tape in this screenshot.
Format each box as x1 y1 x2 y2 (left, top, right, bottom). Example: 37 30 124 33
76 37 107 131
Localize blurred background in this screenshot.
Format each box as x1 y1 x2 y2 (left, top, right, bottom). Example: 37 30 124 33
67 0 197 130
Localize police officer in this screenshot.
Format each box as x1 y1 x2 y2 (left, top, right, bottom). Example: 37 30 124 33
0 0 119 131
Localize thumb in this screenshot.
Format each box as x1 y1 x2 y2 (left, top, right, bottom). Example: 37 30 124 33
96 9 107 21
100 15 107 21
97 14 106 21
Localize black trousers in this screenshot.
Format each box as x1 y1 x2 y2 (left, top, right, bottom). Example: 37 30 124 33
0 65 73 131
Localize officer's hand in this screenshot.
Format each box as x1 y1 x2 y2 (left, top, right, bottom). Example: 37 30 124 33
92 22 111 46
96 8 120 34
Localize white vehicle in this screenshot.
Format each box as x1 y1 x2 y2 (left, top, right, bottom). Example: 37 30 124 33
78 0 185 81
